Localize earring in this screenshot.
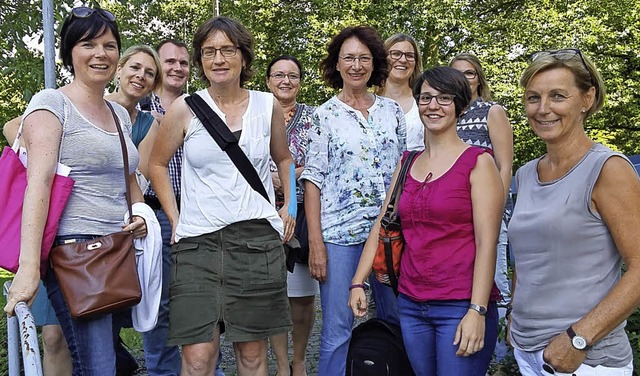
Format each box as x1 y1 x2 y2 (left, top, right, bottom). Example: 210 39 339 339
581 108 586 113
115 76 120 92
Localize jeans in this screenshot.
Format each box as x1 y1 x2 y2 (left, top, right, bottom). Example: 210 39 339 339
514 348 633 376
143 209 224 376
397 295 498 376
142 209 183 376
494 219 512 362
317 243 362 376
44 235 116 376
369 276 400 326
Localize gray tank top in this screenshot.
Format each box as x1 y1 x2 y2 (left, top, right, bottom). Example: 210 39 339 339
24 89 139 236
508 143 632 367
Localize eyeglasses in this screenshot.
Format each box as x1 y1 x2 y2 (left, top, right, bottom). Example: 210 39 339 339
388 50 416 62
269 72 301 81
71 7 116 22
530 48 594 84
460 69 477 79
415 93 455 106
339 55 373 65
201 46 239 59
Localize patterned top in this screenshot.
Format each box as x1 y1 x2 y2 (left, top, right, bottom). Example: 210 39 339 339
457 97 513 219
271 103 315 205
140 92 183 198
300 95 406 245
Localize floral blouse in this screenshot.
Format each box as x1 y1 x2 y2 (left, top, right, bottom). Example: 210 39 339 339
300 95 406 245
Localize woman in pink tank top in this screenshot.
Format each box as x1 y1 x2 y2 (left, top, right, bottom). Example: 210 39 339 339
349 67 504 376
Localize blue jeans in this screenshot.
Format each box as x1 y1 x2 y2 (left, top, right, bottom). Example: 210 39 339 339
142 209 182 376
369 276 400 326
398 295 498 376
494 219 512 362
318 242 400 376
143 209 224 376
44 235 116 376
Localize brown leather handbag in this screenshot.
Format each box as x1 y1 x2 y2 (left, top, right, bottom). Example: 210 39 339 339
49 101 141 319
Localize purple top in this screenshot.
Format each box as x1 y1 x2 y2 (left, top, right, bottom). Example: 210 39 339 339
397 147 500 302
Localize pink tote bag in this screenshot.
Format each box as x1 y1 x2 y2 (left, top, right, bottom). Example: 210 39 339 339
0 114 75 276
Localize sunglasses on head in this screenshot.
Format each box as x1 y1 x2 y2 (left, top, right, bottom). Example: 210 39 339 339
530 48 594 84
71 7 116 22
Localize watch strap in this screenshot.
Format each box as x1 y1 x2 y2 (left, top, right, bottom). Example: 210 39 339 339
468 303 487 316
566 326 592 350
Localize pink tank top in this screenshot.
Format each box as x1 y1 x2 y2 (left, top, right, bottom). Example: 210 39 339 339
397 147 500 302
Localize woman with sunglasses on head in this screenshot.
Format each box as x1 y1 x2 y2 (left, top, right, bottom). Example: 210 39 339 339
508 49 640 375
449 53 514 361
378 33 425 151
149 17 295 376
265 55 319 376
300 25 406 376
349 67 502 375
106 45 163 190
3 7 147 375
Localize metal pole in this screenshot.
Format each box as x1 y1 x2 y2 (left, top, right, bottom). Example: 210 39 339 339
42 0 56 89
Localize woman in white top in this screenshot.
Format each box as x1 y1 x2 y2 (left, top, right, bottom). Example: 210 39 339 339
377 33 424 150
149 17 295 376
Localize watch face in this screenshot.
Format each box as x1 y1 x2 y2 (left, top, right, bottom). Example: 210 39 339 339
478 306 487 315
572 336 587 350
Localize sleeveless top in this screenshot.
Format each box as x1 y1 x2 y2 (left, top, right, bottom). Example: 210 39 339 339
397 147 501 302
175 89 284 241
509 143 632 367
131 111 154 147
404 101 424 151
23 89 139 236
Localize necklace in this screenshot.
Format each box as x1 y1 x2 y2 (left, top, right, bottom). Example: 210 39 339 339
284 104 296 125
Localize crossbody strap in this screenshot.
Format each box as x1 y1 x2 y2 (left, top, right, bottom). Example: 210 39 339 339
184 93 270 202
385 150 420 218
106 101 133 223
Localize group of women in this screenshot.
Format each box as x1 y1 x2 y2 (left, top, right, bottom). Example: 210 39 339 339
3 5 640 376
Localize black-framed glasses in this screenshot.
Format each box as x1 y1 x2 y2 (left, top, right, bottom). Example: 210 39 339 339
461 69 477 79
269 72 301 81
339 55 373 65
415 93 455 106
531 48 593 83
201 46 239 59
388 50 416 62
71 7 116 22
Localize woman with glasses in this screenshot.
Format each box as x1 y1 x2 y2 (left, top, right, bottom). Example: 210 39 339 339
265 55 318 376
449 53 514 362
300 25 406 375
349 66 503 376
508 49 639 375
149 17 295 376
3 7 147 375
378 33 425 151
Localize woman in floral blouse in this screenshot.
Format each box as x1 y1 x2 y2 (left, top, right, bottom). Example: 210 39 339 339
300 25 406 376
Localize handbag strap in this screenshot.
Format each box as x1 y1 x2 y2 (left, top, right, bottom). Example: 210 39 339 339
184 93 270 202
106 101 133 223
385 150 420 217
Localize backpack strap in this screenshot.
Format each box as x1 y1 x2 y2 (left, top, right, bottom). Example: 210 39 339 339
185 93 270 202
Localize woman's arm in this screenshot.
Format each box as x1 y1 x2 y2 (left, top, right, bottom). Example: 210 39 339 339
136 119 159 178
148 97 189 243
349 159 403 317
543 156 640 372
2 116 21 144
454 152 503 356
3 110 62 315
487 105 513 203
304 182 326 282
270 100 295 242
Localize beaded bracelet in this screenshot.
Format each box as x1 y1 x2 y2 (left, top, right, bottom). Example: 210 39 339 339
349 283 367 291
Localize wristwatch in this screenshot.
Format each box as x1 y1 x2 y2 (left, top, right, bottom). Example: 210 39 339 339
468 303 487 316
566 326 591 351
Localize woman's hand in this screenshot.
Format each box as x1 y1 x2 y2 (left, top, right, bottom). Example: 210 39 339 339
278 206 295 242
454 310 486 356
3 267 40 316
542 331 587 373
308 238 327 282
123 215 147 239
349 287 368 317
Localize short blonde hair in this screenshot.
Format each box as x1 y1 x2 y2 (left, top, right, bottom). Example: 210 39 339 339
520 49 605 119
118 44 163 93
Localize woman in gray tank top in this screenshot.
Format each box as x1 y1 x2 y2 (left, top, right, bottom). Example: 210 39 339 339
508 49 640 375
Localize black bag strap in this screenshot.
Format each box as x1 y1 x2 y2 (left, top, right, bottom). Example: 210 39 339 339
185 93 270 202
